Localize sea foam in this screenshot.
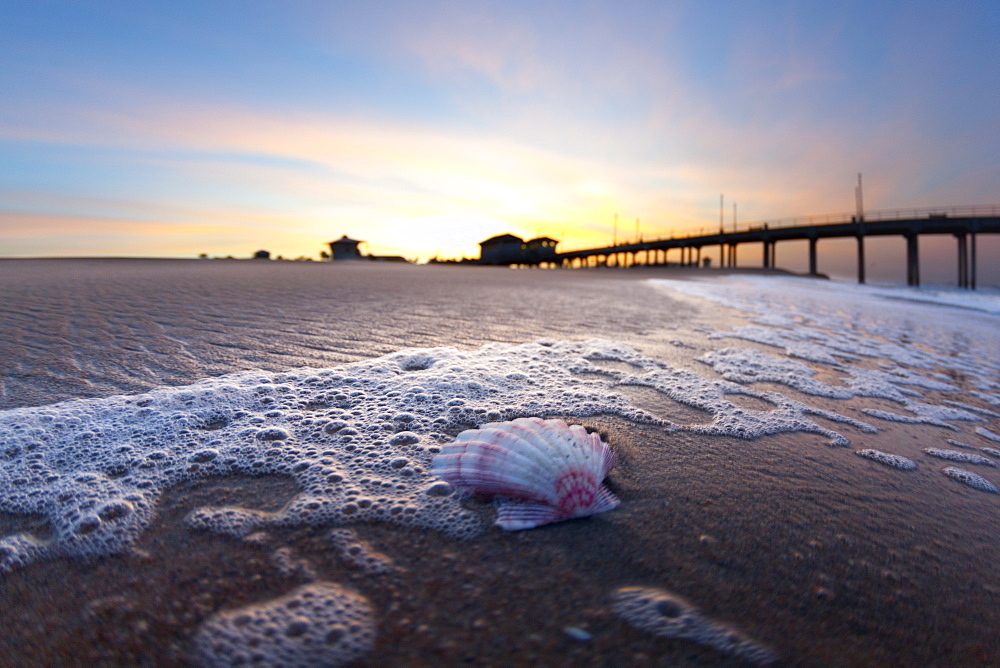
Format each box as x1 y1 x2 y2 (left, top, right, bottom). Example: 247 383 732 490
0 338 884 573
942 467 999 493
192 581 375 666
612 585 776 664
651 277 999 438
855 449 917 470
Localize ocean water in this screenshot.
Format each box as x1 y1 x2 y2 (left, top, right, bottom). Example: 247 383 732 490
0 260 998 665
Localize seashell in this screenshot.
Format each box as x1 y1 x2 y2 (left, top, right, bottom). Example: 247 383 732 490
431 417 619 530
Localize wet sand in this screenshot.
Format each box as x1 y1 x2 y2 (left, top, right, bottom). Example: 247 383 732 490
1 260 998 666
0 259 735 410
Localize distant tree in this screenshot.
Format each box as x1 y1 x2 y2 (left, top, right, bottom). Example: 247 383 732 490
198 253 208 259
253 250 271 260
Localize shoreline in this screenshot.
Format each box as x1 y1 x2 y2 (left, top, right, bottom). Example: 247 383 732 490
1 261 997 665
0 254 809 272
11 255 1000 292
2 414 997 666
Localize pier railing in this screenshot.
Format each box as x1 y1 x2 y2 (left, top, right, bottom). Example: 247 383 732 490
736 204 1000 232
562 204 1000 251
553 204 999 289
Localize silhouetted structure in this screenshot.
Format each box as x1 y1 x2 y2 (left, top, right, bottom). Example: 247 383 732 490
327 236 364 260
478 234 524 264
477 234 560 266
556 205 999 289
253 250 271 260
523 237 559 264
324 235 411 263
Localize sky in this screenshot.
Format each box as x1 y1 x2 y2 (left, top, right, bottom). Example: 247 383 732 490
1 0 998 264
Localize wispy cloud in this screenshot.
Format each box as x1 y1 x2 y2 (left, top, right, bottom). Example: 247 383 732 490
2 95 677 257
1 1 997 260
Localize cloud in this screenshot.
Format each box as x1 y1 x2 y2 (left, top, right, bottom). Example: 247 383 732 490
3 94 677 257
2 0 998 262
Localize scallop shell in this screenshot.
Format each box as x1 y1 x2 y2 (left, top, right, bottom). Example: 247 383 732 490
431 417 619 530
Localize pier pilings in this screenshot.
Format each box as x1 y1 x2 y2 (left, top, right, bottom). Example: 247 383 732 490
551 207 997 288
905 233 920 287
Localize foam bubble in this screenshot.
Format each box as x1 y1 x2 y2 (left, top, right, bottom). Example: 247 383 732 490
923 448 997 467
0 341 644 569
941 467 998 493
698 349 981 433
707 325 855 364
192 582 374 666
976 426 1000 443
328 528 395 574
619 365 874 446
855 449 917 470
944 401 1000 418
651 278 999 435
698 348 853 399
611 586 776 664
272 546 318 580
860 407 964 431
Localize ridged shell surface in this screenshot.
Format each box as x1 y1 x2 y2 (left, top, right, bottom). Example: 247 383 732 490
431 417 619 530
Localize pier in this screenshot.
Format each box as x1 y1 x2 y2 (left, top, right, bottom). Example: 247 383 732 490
555 205 1000 289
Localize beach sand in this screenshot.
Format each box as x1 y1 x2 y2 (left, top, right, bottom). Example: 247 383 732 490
1 260 997 666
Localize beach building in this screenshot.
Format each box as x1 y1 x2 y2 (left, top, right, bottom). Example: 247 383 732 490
325 235 410 263
477 234 560 266
327 235 365 260
478 234 525 265
523 236 559 264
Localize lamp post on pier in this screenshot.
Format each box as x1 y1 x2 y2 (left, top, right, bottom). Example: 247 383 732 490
856 173 866 284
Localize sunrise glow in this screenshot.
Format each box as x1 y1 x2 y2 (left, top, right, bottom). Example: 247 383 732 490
2 1 998 263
